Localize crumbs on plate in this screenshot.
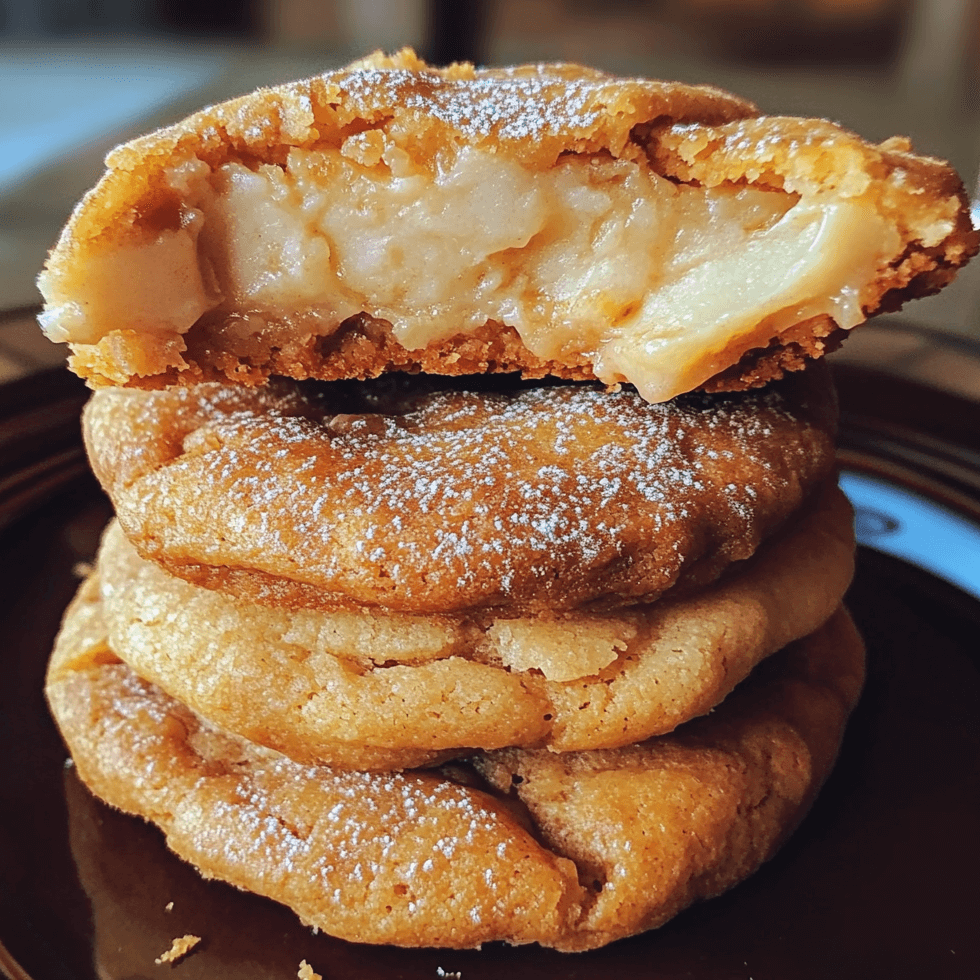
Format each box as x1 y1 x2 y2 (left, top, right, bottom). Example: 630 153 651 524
155 934 201 965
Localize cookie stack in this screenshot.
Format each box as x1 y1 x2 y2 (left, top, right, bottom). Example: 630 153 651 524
42 53 975 951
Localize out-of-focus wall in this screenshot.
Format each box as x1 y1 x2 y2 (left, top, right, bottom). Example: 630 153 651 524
262 0 426 53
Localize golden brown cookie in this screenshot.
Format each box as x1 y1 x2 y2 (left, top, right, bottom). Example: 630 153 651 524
38 51 975 400
46 577 863 950
475 606 865 951
84 367 838 616
95 481 853 766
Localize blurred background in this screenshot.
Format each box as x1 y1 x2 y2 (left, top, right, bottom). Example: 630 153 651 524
1 0 979 383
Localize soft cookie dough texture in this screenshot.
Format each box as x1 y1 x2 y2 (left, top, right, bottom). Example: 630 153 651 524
38 50 977 401
47 577 864 951
93 482 854 768
83 368 838 616
41 50 914 953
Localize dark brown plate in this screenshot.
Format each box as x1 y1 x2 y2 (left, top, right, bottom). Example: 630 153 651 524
1 364 978 980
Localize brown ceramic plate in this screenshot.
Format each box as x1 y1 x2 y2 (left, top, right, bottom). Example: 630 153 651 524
1 363 978 980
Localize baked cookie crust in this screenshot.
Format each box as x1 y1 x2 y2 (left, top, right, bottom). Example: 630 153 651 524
47 574 864 950
38 51 976 399
84 367 838 616
94 482 853 766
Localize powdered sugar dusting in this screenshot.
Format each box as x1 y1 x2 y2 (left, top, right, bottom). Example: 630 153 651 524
74 656 561 942
338 66 606 141
202 752 527 917
104 374 833 613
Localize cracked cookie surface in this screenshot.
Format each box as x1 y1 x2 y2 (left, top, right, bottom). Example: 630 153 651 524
94 481 853 766
84 367 838 616
38 51 976 399
46 576 863 950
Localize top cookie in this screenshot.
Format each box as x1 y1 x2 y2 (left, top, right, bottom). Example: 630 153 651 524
39 50 976 401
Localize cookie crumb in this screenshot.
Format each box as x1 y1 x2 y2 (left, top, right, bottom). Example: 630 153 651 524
436 969 462 979
298 960 321 980
73 561 94 579
155 935 200 964
165 902 173 911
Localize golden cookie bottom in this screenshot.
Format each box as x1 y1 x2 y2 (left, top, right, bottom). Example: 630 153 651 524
47 575 863 951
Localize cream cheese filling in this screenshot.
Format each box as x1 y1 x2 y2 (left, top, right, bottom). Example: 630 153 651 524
39 139 899 402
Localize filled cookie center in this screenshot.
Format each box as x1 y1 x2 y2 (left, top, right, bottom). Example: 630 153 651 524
41 141 895 402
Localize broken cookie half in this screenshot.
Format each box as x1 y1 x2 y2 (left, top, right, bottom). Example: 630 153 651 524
38 49 977 401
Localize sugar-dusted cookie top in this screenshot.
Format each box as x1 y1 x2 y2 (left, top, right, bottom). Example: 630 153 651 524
38 51 976 400
83 367 838 616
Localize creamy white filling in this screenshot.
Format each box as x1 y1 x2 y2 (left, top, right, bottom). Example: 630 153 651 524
39 140 898 401
38 220 211 346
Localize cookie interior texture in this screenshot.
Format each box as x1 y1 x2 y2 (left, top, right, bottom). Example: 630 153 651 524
83 366 838 616
38 50 977 399
95 481 853 767
46 575 864 951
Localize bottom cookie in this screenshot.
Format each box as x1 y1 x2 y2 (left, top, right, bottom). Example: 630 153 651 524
46 575 863 951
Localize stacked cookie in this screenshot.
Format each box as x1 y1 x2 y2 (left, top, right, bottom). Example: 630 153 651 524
49 371 862 951
43 52 975 951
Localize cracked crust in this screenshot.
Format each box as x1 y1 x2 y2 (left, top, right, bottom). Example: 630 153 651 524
38 51 977 395
46 573 863 950
93 482 853 766
83 367 839 616
475 610 864 950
